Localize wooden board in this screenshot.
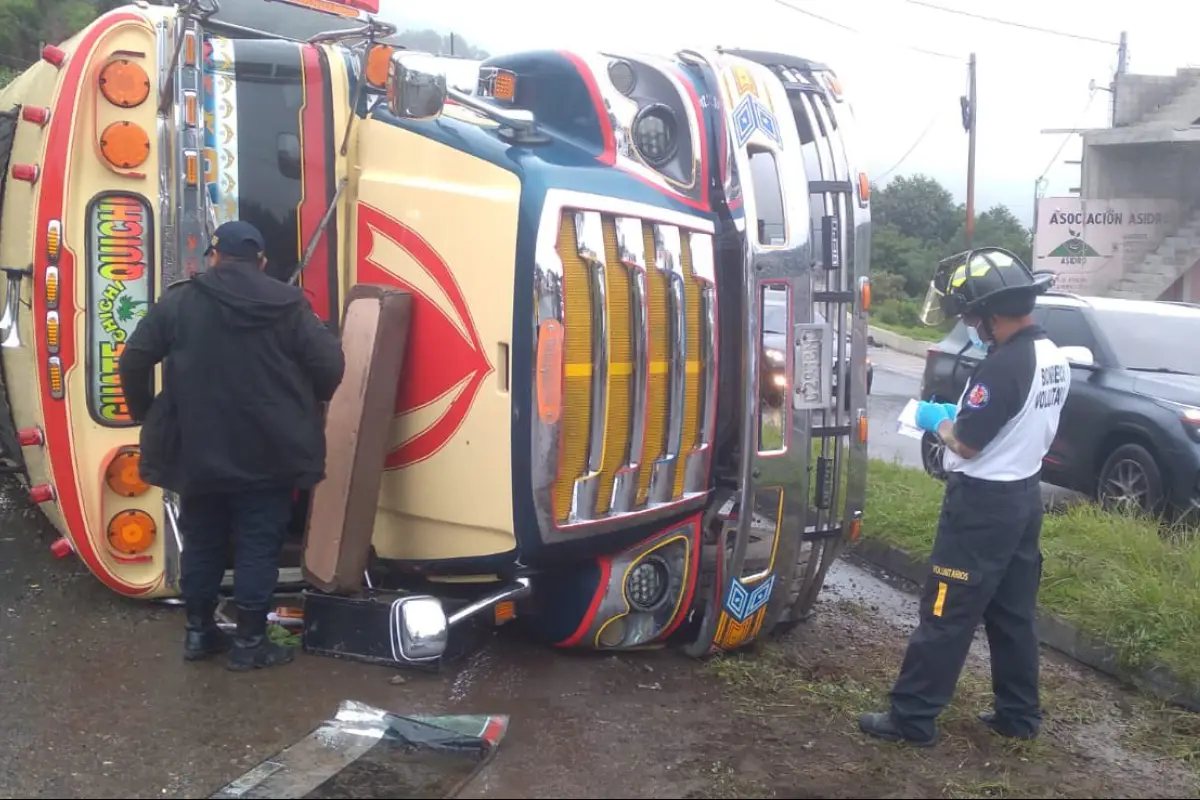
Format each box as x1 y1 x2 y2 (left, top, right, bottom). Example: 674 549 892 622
303 284 411 594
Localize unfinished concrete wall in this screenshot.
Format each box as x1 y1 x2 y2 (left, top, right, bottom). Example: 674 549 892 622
1113 70 1200 127
1082 142 1200 210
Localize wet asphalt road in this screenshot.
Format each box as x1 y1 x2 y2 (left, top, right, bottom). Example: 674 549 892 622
0 345 1080 798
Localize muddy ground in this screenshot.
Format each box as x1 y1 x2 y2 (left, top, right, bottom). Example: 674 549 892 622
3 469 1197 800
0 349 1195 798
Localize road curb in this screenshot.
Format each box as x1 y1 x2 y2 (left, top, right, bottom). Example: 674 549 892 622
848 537 1200 713
868 325 930 359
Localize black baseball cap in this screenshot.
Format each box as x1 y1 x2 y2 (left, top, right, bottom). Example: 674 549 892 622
205 220 265 259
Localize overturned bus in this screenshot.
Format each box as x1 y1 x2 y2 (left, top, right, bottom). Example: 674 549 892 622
0 0 872 664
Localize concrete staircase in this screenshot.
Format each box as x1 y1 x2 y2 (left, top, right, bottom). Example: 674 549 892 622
1141 76 1200 126
1107 208 1200 300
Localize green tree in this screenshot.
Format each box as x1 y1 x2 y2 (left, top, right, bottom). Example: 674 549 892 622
950 203 1033 266
872 174 960 246
871 223 942 300
0 0 102 69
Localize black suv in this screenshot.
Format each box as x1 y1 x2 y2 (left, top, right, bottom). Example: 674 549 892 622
920 293 1200 519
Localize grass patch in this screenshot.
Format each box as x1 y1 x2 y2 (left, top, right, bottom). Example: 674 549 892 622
872 319 945 343
865 457 1200 689
1126 702 1200 765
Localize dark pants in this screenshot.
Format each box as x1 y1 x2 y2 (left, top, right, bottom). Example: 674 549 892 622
178 488 295 612
889 471 1045 741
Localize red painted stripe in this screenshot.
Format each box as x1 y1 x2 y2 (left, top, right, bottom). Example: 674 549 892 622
557 51 615 166
670 65 712 213
297 45 332 321
556 557 612 648
34 10 154 595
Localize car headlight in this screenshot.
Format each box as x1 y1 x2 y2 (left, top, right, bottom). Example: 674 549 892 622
764 348 785 365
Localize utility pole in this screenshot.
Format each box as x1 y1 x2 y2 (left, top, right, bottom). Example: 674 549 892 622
1111 31 1128 126
963 53 977 248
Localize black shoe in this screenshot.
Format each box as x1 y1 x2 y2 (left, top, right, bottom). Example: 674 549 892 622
227 605 296 672
978 711 1038 741
858 711 938 747
183 600 233 662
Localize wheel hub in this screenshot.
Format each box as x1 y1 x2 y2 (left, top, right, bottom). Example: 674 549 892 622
1101 458 1149 513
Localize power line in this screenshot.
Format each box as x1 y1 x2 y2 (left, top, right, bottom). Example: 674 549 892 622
1037 87 1098 182
769 0 965 62
875 106 950 182
903 0 1119 46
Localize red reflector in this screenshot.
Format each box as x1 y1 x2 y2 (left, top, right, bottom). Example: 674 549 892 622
17 427 43 447
21 106 50 127
11 164 39 184
29 483 56 504
50 537 74 559
41 45 66 68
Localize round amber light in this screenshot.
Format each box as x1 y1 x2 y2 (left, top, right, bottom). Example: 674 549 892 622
99 121 151 169
106 509 157 556
99 59 151 108
105 448 149 497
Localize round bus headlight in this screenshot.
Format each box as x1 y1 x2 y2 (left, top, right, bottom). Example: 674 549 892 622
632 104 678 168
625 556 669 611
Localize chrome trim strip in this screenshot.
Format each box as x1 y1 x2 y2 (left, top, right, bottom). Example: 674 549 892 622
571 211 608 521
531 189 714 544
156 17 179 287
648 224 685 504
610 216 648 513
163 490 183 591
677 49 814 645
683 231 716 494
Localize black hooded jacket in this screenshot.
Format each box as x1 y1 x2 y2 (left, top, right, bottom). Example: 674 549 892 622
118 260 346 495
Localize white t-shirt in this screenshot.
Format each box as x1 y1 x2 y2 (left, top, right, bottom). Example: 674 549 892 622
943 326 1072 482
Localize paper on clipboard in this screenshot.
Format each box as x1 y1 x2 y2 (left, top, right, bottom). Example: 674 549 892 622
897 399 925 440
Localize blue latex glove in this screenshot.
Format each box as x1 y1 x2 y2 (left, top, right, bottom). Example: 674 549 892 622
915 401 950 433
939 402 958 422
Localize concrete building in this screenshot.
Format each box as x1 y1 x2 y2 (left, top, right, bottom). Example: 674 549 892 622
1064 67 1200 302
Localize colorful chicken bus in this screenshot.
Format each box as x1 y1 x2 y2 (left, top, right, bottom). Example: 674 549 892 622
0 0 871 664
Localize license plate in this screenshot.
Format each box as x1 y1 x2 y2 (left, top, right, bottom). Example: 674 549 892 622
792 322 832 411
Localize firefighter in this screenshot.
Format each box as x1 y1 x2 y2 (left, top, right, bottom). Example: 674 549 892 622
859 249 1069 746
119 221 345 671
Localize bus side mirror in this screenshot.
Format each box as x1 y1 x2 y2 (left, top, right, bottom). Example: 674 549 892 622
387 52 447 121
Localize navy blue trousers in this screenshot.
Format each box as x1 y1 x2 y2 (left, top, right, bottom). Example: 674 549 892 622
889 472 1045 740
178 488 295 611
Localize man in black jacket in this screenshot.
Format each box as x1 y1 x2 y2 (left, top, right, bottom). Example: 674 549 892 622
119 220 345 671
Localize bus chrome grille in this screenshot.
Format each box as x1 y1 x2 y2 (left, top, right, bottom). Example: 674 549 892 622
535 203 716 535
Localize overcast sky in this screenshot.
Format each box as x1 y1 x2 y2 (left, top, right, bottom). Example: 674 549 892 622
379 0 1197 226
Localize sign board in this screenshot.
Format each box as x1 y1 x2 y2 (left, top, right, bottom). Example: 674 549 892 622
87 193 154 426
1033 197 1181 295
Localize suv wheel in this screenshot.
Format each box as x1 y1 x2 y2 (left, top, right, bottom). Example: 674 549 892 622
921 432 948 482
1097 443 1165 517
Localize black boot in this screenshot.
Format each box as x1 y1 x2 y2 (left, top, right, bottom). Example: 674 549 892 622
227 606 295 672
184 599 232 661
858 711 938 747
978 711 1038 740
